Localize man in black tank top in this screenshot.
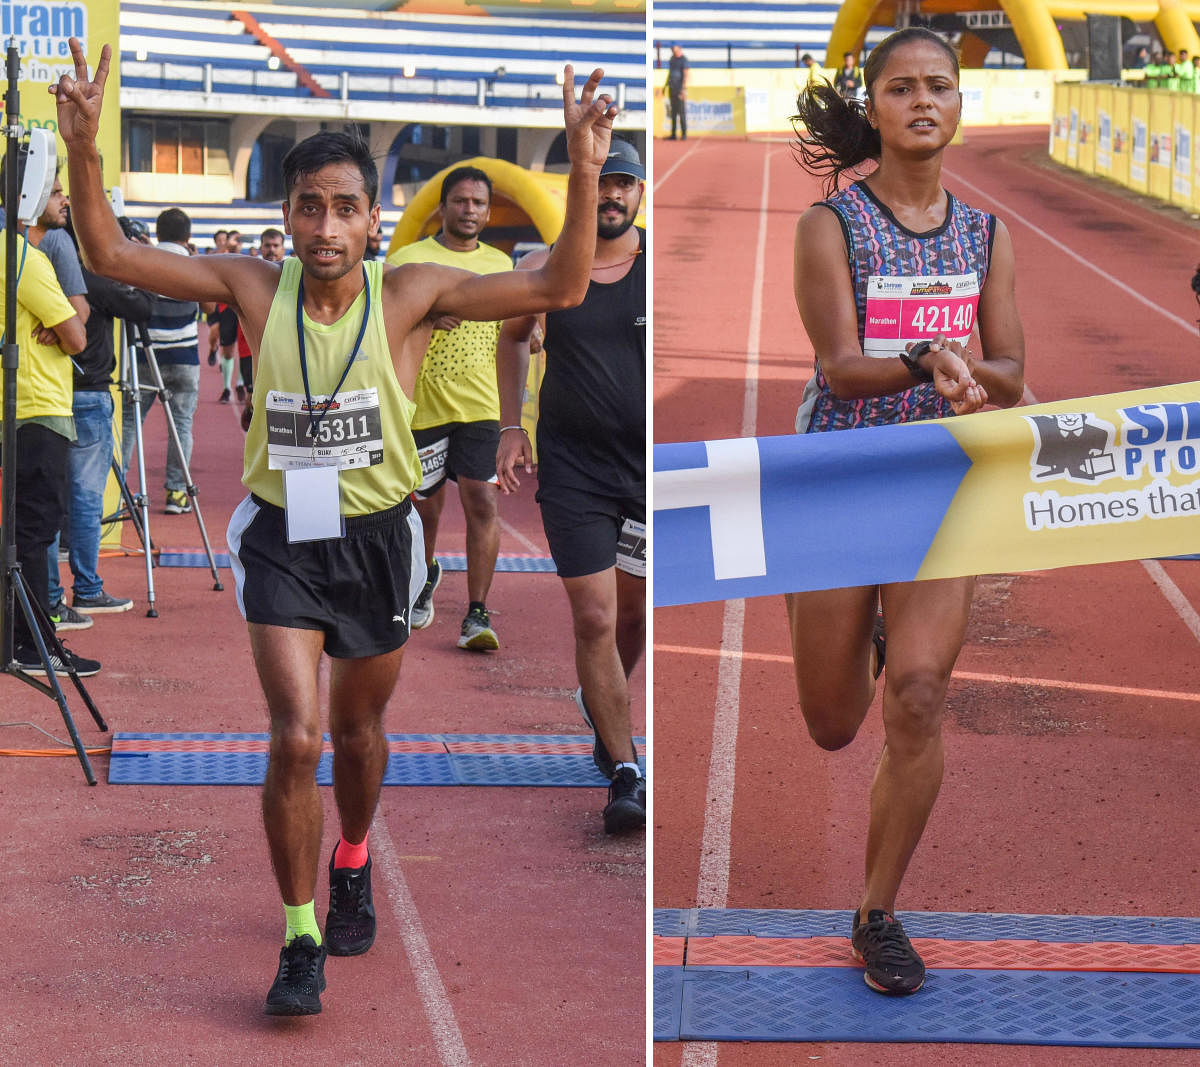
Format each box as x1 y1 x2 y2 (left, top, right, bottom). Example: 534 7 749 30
497 138 647 834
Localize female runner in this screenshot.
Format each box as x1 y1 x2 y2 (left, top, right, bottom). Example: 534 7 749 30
789 27 1025 995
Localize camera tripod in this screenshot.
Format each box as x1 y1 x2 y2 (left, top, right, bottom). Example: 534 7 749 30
106 319 223 615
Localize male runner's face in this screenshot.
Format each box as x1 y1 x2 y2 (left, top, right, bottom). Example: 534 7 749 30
260 233 285 262
38 178 68 229
283 162 380 282
440 180 491 244
597 174 641 240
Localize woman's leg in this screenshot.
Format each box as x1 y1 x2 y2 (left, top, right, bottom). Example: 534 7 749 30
784 584 880 750
861 575 975 915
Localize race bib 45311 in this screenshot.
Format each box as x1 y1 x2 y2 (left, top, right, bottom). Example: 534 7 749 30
265 388 384 471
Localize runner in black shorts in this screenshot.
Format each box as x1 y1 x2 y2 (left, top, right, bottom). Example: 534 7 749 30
58 38 619 1015
497 137 647 834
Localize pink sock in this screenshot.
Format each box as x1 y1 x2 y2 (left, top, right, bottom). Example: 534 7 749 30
334 832 369 870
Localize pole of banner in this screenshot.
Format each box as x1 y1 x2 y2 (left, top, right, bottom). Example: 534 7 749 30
0 38 107 784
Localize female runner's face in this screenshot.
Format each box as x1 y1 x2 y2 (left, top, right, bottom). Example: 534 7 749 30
865 40 961 154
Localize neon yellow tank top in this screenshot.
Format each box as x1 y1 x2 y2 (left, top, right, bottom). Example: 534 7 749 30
243 257 422 515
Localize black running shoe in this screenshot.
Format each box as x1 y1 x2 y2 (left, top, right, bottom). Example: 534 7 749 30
325 851 376 957
574 687 616 779
602 766 646 834
264 934 327 1016
851 909 925 995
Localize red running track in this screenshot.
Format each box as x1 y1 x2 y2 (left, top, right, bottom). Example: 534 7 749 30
0 360 644 1061
652 128 1200 1065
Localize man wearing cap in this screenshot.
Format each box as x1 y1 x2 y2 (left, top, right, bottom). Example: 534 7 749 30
496 137 647 833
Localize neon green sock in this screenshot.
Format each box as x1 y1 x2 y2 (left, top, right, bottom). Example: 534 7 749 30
220 356 235 389
283 901 322 946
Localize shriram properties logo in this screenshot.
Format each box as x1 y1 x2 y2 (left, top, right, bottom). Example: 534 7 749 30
2 0 88 59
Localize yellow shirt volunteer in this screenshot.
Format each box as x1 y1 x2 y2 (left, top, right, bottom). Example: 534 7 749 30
386 235 512 428
0 232 78 422
243 257 422 516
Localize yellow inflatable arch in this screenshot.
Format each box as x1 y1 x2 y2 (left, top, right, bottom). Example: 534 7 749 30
826 0 1200 72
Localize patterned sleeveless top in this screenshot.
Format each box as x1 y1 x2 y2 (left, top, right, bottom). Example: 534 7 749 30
804 181 995 433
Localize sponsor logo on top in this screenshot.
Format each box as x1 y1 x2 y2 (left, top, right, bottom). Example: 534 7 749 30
1023 402 1200 531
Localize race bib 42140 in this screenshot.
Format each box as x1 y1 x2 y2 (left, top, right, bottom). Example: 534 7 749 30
863 273 980 359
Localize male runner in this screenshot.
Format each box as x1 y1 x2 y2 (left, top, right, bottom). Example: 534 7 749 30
55 37 617 1014
496 137 646 834
388 166 512 650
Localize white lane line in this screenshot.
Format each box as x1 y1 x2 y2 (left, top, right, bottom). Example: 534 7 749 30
943 168 1198 337
498 514 543 556
1141 559 1200 644
681 146 775 1067
653 138 706 193
371 816 471 1067
691 146 774 910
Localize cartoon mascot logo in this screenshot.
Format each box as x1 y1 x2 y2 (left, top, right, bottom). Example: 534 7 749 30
1026 412 1118 484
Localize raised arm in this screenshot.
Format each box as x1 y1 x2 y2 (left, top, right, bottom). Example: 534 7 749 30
52 39 275 313
494 251 547 493
395 67 614 326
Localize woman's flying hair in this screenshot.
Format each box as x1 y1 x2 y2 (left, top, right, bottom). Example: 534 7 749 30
791 27 959 197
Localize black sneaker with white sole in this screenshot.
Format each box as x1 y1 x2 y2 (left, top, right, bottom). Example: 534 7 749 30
574 687 616 779
264 934 327 1015
602 766 646 834
14 645 101 677
51 601 93 631
851 909 926 995
325 851 376 956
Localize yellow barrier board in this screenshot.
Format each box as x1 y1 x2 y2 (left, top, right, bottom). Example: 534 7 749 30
1078 82 1096 175
1110 87 1132 188
1094 85 1113 177
1129 90 1150 192
1066 83 1080 168
1172 93 1194 208
1051 84 1070 164
1149 91 1174 201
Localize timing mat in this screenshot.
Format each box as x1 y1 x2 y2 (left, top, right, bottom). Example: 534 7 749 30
654 908 1200 1047
109 732 645 787
156 550 557 573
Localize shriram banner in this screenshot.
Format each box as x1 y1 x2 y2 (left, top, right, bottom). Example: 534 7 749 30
9 0 121 191
654 382 1200 607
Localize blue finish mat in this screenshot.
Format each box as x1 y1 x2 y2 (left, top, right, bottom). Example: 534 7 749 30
157 551 557 573
108 731 645 787
655 908 1200 1047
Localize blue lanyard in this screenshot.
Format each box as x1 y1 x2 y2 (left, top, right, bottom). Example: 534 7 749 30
295 265 371 438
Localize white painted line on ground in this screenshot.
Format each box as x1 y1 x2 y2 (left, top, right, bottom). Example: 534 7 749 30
371 816 471 1067
498 514 543 556
943 167 1198 337
1141 559 1200 645
681 145 776 1067
653 138 705 193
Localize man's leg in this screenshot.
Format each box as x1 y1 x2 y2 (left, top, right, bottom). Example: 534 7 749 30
249 621 331 1015
323 647 405 956
413 488 446 568
457 475 499 606
12 424 69 654
160 362 200 494
250 623 327 909
562 568 637 765
67 391 118 601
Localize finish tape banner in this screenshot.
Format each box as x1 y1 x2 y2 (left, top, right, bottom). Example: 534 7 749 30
654 382 1200 607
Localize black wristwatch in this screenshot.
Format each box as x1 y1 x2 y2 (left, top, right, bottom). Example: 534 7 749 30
899 340 935 383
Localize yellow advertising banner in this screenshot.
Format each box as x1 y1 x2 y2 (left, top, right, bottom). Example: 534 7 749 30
13 0 120 190
1148 90 1173 201
1128 89 1150 192
1094 85 1113 178
1077 82 1096 175
1172 92 1194 209
655 86 746 139
1050 83 1069 164
1109 86 1131 188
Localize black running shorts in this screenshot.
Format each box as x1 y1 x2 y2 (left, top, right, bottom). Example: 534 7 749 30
227 494 427 659
536 482 646 580
412 420 500 498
